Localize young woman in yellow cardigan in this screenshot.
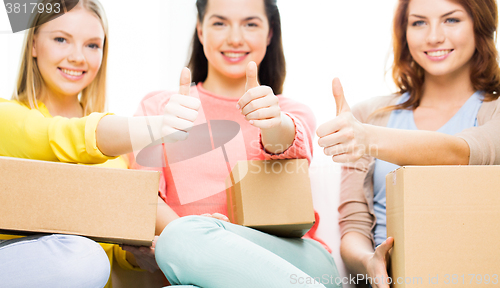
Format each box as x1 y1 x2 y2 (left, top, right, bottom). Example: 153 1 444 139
0 0 200 286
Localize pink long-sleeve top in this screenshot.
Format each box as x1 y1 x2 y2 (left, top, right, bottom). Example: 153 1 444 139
131 83 329 252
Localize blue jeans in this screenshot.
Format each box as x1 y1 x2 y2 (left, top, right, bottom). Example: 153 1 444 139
155 216 342 288
0 234 110 288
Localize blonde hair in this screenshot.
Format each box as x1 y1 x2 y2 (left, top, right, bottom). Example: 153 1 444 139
12 0 109 115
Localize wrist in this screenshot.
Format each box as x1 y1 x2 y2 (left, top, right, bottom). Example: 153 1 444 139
260 113 295 154
363 124 379 158
360 251 374 275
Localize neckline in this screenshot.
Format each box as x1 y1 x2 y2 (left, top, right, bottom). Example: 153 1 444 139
196 82 240 102
409 91 482 132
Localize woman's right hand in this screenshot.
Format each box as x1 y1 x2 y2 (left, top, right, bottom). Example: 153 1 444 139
364 237 394 288
160 67 201 142
316 78 371 163
201 213 230 222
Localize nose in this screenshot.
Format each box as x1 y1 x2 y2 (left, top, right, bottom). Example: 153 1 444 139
426 23 445 46
227 26 243 47
67 45 85 65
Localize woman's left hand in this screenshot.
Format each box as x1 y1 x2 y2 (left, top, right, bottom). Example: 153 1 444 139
121 236 160 273
237 61 282 130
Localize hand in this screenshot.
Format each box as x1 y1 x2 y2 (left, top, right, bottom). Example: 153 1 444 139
161 67 201 142
237 61 281 130
201 212 230 222
365 237 394 288
121 236 160 273
316 78 369 163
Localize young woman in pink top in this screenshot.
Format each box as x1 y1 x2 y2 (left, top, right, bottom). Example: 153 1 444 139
128 0 341 287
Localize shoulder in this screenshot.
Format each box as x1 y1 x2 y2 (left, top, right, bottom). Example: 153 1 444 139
351 94 401 124
0 98 22 106
0 98 30 111
478 96 500 124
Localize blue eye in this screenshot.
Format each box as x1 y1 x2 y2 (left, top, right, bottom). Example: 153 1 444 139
88 43 100 49
412 20 425 27
54 37 66 43
445 18 460 24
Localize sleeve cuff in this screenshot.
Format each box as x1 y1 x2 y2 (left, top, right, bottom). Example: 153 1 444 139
259 112 311 162
85 112 116 159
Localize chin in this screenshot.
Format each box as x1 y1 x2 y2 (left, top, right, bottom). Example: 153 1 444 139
58 86 86 96
221 69 246 79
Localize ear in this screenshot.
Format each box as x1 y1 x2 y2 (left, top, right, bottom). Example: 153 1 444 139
196 21 204 45
267 27 273 46
32 36 37 58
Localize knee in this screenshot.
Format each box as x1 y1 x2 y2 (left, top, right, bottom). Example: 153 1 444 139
155 216 218 271
52 235 110 287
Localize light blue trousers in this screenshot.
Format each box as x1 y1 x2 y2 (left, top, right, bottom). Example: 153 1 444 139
0 234 110 288
155 216 342 288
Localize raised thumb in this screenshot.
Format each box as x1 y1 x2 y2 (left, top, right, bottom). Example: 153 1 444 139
179 67 192 96
245 61 259 91
332 77 351 116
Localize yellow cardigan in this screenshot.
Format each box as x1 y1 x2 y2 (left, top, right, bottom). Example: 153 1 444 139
0 98 142 287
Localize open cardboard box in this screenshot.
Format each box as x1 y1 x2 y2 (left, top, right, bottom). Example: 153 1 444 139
0 156 159 246
226 159 315 238
386 166 500 288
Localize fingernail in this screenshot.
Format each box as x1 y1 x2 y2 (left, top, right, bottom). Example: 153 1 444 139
236 104 240 109
249 120 254 125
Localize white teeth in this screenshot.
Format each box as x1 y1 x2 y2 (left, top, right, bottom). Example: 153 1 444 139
427 50 452 57
61 68 84 76
223 52 247 58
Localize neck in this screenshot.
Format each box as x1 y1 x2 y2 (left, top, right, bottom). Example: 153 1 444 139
420 66 475 108
39 88 83 118
202 66 247 99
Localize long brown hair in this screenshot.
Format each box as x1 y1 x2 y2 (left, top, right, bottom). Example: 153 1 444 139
390 0 500 111
187 0 286 94
12 0 109 115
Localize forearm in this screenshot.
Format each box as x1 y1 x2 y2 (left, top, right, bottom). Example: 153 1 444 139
366 124 470 166
96 115 164 157
340 232 374 276
260 113 295 154
155 196 179 235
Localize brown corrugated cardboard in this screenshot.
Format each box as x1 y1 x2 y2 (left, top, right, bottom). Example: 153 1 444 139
226 159 315 238
0 156 159 246
386 166 500 288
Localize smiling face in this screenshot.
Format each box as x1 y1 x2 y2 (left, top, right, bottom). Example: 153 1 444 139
197 0 272 80
406 0 476 79
32 7 105 99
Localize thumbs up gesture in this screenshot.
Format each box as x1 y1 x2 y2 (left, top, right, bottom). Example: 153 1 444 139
237 61 281 129
316 78 368 163
161 67 201 142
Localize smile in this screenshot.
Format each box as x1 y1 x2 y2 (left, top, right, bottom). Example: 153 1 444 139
222 52 249 58
59 68 86 77
221 51 249 63
425 49 453 57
